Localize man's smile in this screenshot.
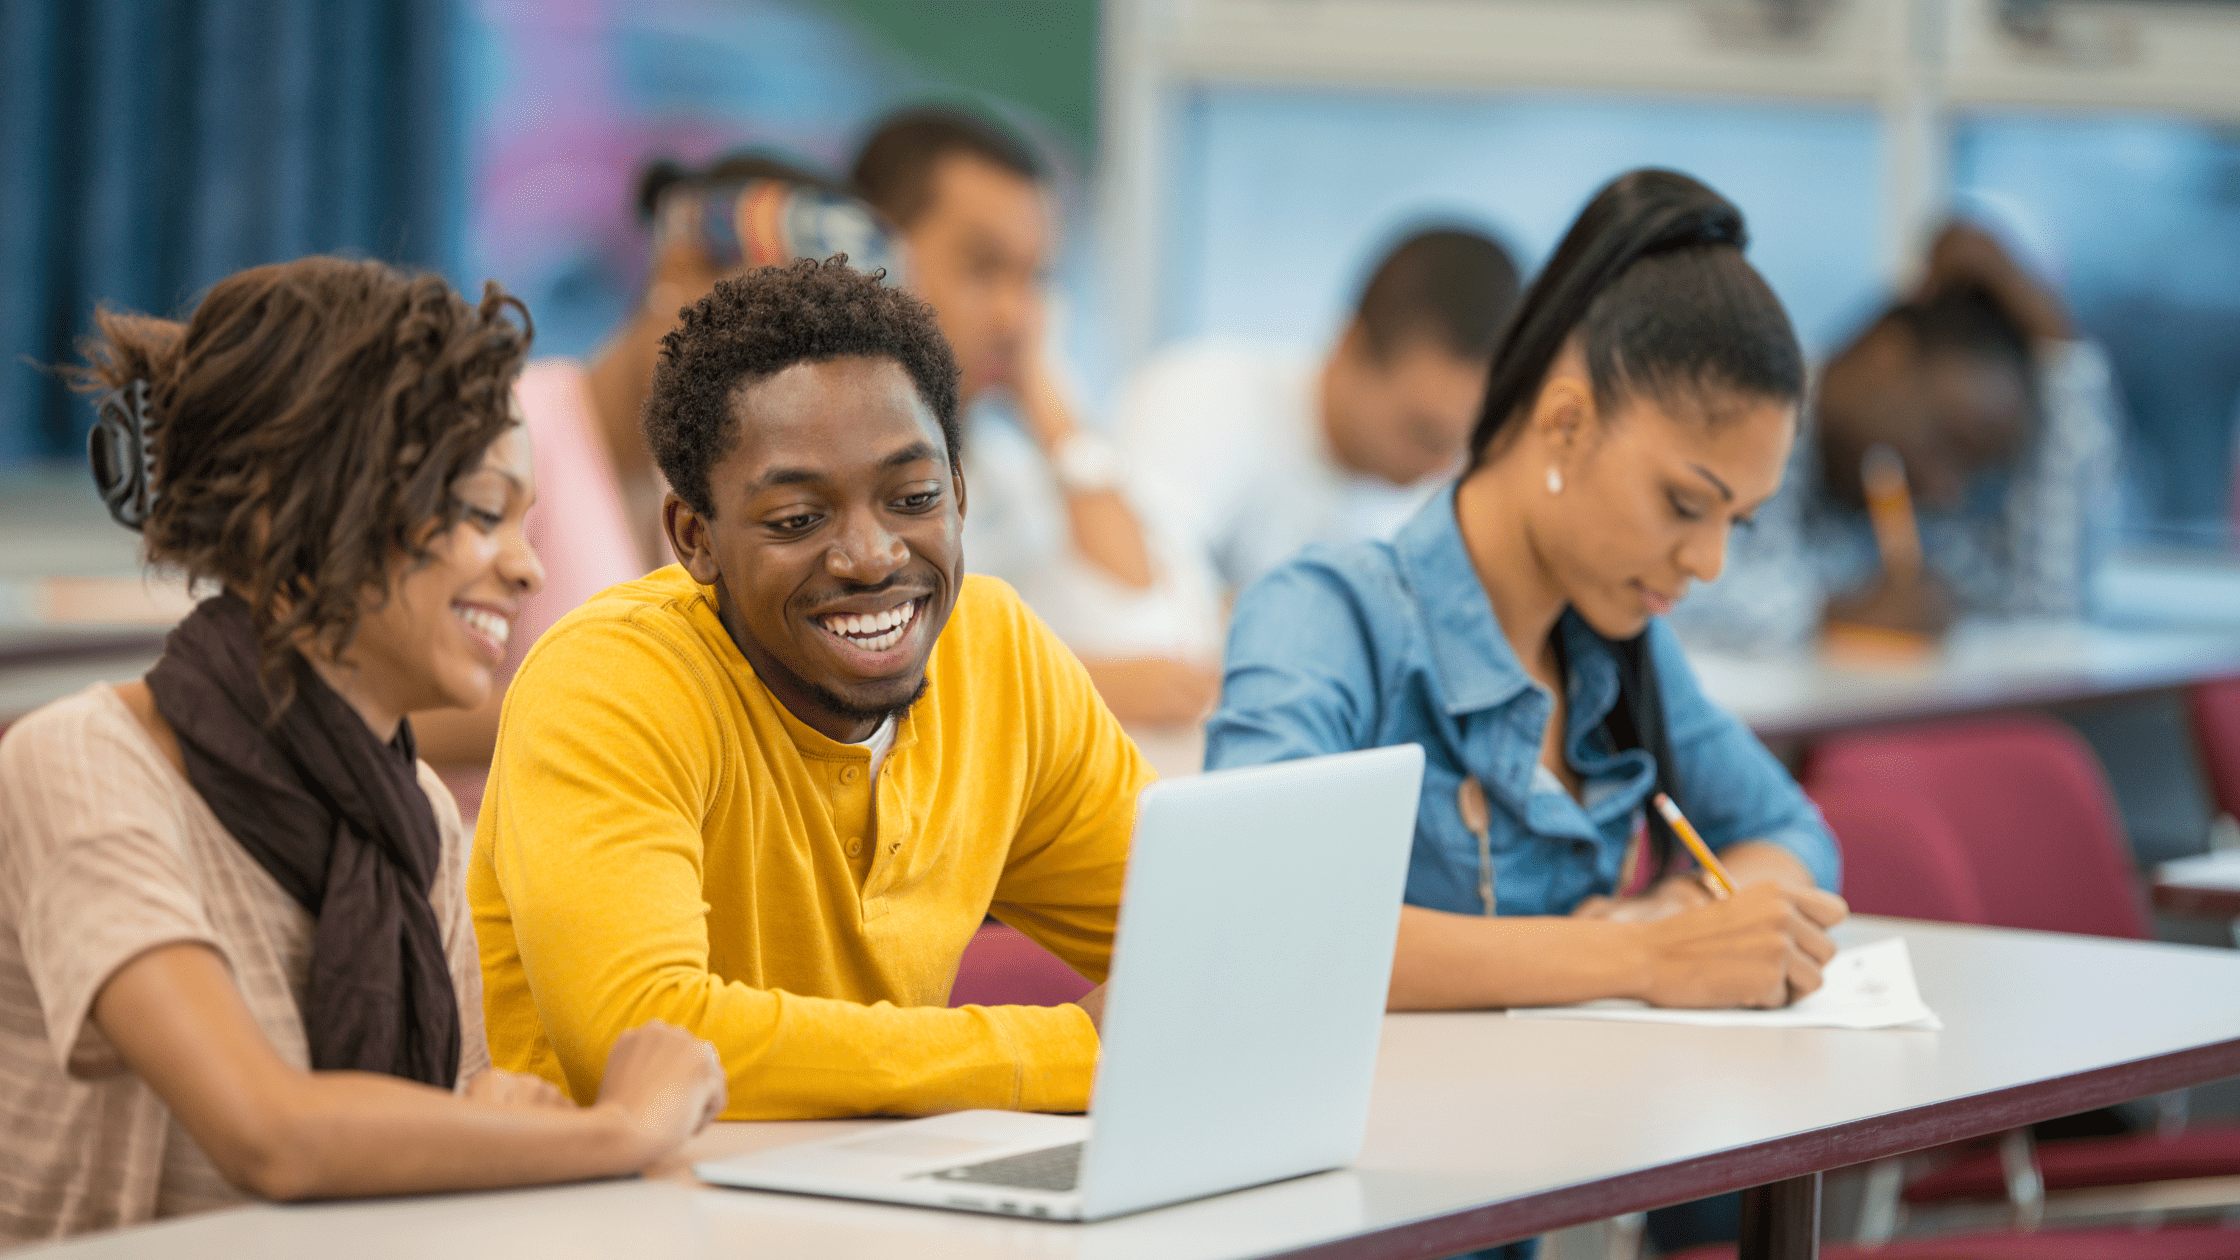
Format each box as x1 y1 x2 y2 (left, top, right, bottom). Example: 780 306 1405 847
811 595 927 660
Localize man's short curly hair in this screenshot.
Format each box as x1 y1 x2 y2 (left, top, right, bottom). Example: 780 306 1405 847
645 256 961 518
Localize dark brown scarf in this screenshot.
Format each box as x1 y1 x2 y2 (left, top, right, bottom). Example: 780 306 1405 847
146 593 460 1087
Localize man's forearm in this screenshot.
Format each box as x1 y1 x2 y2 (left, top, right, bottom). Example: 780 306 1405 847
1061 490 1155 588
1014 365 1157 589
548 971 1101 1120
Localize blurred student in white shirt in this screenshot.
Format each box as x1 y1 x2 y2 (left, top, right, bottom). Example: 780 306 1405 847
1117 228 1521 602
851 107 1226 726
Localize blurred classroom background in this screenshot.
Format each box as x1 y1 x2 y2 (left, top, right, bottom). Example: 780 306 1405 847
7 8 2240 847
8 0 2240 1249
7 0 2240 868
11 1 2240 513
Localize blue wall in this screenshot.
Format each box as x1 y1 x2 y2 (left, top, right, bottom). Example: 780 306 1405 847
1160 86 1887 358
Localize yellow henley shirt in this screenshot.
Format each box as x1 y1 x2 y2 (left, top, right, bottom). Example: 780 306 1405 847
469 566 1151 1119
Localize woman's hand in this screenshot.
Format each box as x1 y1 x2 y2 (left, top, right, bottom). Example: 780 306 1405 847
591 1021 729 1164
1825 569 1957 639
463 1068 573 1111
1630 882 1849 1009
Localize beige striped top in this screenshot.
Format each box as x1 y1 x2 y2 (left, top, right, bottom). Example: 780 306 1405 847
0 685 488 1249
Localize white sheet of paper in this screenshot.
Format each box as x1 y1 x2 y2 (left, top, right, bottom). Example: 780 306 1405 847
1506 936 1942 1031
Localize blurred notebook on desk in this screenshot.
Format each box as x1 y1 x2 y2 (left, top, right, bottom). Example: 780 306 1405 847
1507 937 1941 1031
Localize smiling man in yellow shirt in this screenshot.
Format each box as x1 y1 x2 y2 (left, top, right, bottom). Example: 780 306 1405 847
469 256 1151 1120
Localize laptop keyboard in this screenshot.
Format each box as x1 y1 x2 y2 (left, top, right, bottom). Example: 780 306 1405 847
922 1141 1084 1192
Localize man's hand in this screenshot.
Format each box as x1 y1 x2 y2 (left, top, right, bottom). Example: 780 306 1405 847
1071 984 1108 1033
1011 354 1078 458
1631 882 1849 1009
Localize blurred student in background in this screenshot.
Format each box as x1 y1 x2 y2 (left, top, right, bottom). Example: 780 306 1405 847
851 107 1225 726
1119 227 1521 598
1207 169 1847 1057
0 258 725 1246
1671 218 2120 652
414 153 899 815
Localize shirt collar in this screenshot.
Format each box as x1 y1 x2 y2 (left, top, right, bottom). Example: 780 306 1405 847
1394 485 1539 717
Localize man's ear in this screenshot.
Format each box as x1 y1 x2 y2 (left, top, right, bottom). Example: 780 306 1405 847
952 462 968 521
1331 318 1375 371
663 492 723 586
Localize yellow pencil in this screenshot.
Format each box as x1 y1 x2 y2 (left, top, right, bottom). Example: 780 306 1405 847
1862 443 1923 582
1653 792 1736 899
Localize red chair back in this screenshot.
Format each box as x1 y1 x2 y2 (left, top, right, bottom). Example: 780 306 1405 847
2188 678 2240 823
948 922 1096 1008
1806 717 2147 939
1807 782 1990 923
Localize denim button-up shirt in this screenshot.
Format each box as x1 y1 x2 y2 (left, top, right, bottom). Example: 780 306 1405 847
1205 486 1839 916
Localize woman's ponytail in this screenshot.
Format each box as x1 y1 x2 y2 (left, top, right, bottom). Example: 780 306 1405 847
1466 169 1801 469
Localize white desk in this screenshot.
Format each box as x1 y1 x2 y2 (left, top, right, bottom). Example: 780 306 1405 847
32 918 2240 1260
1690 618 2240 742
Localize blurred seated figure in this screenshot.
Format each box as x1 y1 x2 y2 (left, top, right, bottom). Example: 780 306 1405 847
1118 227 1521 599
414 152 897 811
1670 220 2121 654
852 107 1225 727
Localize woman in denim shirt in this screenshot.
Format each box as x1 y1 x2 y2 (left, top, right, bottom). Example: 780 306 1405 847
1208 170 1849 1016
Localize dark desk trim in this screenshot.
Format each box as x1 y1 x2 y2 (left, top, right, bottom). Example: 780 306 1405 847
2156 882 2240 921
0 628 166 669
1269 1035 2240 1260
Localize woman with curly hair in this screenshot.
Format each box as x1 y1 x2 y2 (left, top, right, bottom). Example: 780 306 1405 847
0 257 727 1246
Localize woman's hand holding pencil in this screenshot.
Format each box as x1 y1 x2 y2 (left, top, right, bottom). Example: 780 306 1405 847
1626 883 1849 1008
1581 794 1853 1008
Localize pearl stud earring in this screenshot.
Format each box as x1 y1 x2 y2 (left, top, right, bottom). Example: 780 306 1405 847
1546 467 1564 495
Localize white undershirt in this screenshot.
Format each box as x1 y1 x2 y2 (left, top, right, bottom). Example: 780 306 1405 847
852 715 898 783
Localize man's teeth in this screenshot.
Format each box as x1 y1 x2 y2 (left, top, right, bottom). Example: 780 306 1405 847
452 604 511 647
820 601 918 651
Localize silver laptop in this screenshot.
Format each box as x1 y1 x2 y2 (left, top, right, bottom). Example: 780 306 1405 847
696 744 1424 1222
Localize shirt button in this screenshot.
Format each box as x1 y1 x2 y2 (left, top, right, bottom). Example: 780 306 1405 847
841 765 861 784
846 837 863 857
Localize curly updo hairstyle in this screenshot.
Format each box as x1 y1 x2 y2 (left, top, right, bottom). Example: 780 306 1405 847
644 254 960 518
69 256 532 697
